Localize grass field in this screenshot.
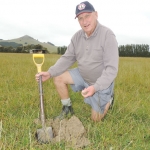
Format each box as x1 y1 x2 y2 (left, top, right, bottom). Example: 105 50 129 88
0 53 150 150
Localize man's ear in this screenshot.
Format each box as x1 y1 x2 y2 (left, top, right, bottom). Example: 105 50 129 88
95 11 98 19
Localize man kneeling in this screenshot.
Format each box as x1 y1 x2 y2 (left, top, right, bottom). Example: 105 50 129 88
35 1 119 122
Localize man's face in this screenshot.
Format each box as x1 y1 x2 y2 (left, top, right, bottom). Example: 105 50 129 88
77 12 98 37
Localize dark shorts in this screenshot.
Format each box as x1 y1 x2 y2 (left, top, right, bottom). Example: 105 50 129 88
68 68 114 114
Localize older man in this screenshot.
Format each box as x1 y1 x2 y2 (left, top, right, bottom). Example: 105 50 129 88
36 1 119 122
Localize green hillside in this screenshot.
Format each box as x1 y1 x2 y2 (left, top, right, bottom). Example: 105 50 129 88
0 35 57 53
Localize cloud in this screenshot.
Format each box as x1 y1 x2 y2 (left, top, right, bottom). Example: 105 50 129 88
0 0 150 46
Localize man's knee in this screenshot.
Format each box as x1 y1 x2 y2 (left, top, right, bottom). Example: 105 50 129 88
91 102 110 122
91 109 104 122
53 71 74 86
91 114 103 122
53 75 63 85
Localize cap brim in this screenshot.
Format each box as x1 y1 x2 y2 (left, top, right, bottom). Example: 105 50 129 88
75 11 93 19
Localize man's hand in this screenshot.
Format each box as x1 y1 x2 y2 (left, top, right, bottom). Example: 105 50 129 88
81 86 95 98
35 71 51 82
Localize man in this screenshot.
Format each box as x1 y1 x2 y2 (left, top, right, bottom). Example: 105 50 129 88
36 1 119 122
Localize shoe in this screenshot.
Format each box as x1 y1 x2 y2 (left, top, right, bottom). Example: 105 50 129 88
55 105 74 120
109 94 114 109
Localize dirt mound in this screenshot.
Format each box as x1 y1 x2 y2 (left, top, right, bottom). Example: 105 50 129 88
34 116 90 149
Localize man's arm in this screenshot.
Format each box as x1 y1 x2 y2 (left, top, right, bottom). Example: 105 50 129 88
48 40 76 78
93 31 119 92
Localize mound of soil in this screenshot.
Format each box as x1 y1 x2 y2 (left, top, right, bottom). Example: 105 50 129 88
34 116 90 149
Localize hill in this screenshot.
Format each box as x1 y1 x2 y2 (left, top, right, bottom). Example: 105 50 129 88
0 35 57 53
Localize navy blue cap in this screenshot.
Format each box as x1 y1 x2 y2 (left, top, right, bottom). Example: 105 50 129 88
75 1 95 19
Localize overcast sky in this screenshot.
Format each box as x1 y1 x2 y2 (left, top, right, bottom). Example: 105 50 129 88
0 0 150 46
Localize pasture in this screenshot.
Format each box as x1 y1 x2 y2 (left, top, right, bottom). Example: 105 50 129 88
0 53 150 150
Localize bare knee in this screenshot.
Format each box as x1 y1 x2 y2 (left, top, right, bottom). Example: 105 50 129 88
53 71 74 86
91 115 103 122
91 102 111 122
53 75 64 86
91 109 104 122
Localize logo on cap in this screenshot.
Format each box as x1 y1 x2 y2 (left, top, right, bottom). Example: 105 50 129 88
78 3 86 10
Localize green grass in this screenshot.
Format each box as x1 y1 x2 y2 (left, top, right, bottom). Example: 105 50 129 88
0 54 150 150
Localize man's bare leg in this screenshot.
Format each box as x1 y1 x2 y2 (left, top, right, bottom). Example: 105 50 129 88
53 71 74 99
91 102 111 122
53 71 74 119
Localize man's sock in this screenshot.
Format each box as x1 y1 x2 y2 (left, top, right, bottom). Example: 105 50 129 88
61 98 72 106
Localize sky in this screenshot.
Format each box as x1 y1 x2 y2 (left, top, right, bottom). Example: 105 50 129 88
0 0 150 46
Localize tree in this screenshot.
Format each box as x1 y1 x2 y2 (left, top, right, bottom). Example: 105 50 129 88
60 46 67 54
34 44 43 49
16 47 22 53
57 47 61 54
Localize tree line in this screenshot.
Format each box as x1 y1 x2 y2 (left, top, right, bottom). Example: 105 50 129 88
58 44 150 57
1 44 149 57
119 44 150 57
57 46 67 54
0 44 48 53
